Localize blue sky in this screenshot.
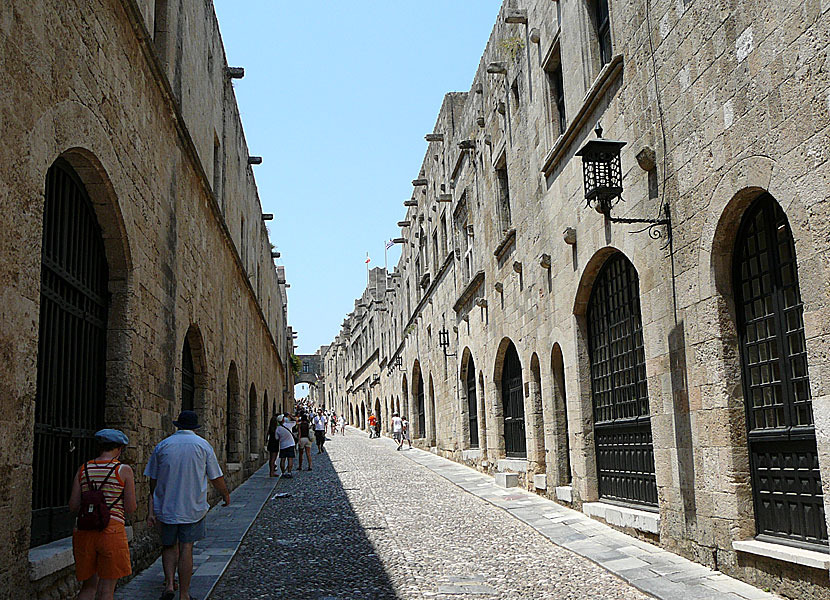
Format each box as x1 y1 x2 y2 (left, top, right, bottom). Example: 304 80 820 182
214 1 502 357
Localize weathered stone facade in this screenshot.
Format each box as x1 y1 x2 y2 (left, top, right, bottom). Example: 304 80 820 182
322 1 830 598
0 1 291 597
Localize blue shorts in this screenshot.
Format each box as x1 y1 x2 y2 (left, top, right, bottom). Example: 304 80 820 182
159 518 206 546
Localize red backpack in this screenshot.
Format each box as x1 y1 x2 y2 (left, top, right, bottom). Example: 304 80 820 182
77 462 123 531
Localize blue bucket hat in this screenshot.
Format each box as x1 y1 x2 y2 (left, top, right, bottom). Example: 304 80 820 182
94 428 129 446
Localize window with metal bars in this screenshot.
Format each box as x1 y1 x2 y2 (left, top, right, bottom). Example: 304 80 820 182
32 159 109 546
734 193 827 548
182 338 195 411
587 253 657 507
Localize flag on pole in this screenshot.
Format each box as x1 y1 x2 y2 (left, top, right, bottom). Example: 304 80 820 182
385 239 394 250
365 253 371 264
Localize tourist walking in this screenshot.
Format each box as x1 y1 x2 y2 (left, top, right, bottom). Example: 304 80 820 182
297 413 313 471
402 416 412 449
330 413 337 436
266 416 280 477
69 429 137 600
312 408 327 453
340 414 346 435
275 414 296 477
391 412 403 451
368 413 377 438
145 411 230 600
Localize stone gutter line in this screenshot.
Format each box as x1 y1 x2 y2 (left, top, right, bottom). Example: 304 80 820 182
203 469 283 600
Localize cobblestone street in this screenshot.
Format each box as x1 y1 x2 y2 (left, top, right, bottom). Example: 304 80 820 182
212 431 649 600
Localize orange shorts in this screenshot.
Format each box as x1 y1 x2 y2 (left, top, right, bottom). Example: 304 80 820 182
72 521 131 581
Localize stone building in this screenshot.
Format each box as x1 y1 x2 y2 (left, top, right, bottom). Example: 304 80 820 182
322 1 830 598
0 1 292 597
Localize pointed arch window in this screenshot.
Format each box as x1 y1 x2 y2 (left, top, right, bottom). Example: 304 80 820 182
182 338 195 412
734 193 827 547
32 159 109 546
588 253 656 507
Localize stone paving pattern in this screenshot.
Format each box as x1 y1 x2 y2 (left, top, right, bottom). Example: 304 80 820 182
209 429 783 599
116 464 279 600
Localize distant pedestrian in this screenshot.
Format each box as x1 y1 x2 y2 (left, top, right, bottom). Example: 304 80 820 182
297 413 313 471
391 412 403 451
266 416 280 477
340 414 346 435
330 413 337 436
69 429 137 600
368 413 377 438
402 416 412 449
145 411 230 600
312 408 327 453
275 414 296 477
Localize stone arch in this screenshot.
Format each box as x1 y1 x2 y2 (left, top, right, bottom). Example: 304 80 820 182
182 324 208 418
550 343 571 485
701 179 830 545
226 362 242 463
493 337 525 458
528 353 545 468
30 151 134 546
374 397 382 434
248 383 258 455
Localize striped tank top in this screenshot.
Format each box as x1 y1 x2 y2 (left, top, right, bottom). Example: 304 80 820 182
79 459 126 524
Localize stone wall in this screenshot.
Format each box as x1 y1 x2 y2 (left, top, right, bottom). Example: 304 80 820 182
0 0 291 597
321 1 830 598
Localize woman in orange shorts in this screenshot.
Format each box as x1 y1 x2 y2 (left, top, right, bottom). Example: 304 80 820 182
69 429 137 600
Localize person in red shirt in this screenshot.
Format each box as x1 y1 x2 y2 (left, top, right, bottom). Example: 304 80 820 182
368 414 378 438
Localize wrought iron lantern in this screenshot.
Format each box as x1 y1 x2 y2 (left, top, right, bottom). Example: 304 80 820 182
388 355 405 376
438 327 456 357
576 122 671 241
575 123 627 215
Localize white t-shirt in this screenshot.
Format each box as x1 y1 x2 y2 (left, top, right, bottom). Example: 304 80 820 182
275 425 295 449
312 415 327 431
391 416 403 433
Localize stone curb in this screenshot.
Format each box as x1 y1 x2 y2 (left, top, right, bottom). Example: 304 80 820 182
391 440 783 600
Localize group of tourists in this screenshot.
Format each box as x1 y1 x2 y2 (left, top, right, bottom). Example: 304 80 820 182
265 407 346 478
70 410 229 600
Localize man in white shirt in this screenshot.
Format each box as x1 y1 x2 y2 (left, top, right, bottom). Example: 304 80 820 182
312 409 327 453
145 410 230 600
391 412 404 450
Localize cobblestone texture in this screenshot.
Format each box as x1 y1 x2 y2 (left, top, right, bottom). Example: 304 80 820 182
211 430 650 599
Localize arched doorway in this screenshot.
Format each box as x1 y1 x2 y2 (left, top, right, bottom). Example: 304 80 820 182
551 343 571 484
463 352 479 449
248 383 258 454
226 362 241 462
733 193 826 545
182 338 195 411
374 398 382 435
413 363 425 438
32 158 109 546
588 253 656 507
500 342 526 458
428 375 436 445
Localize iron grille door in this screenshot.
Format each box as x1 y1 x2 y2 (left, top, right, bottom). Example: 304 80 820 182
467 361 479 448
417 376 426 436
502 344 526 457
182 339 195 411
32 160 108 546
587 253 657 507
734 194 827 547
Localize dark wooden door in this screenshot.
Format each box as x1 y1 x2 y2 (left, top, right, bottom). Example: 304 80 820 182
467 359 479 448
502 344 526 457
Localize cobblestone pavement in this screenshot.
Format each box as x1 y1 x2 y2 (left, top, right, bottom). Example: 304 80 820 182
211 430 655 600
